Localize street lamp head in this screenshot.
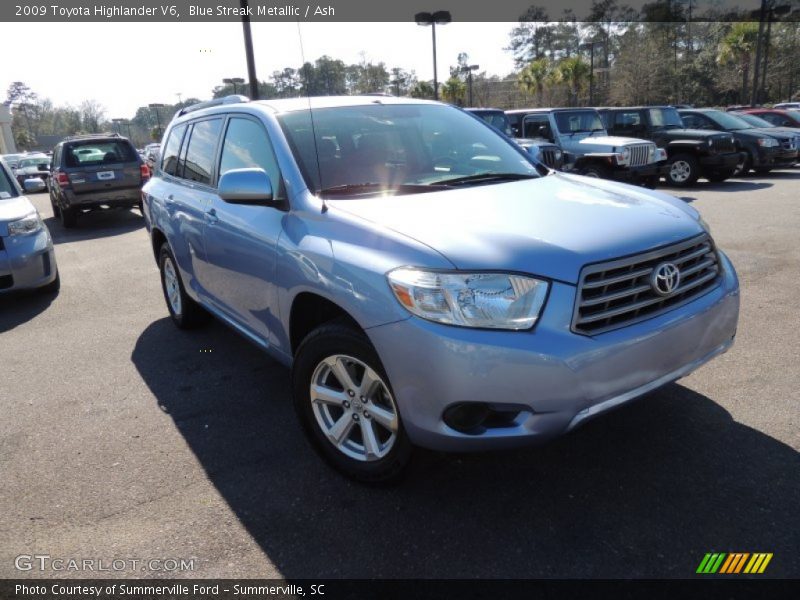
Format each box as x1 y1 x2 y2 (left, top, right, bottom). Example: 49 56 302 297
415 10 451 25
148 103 166 109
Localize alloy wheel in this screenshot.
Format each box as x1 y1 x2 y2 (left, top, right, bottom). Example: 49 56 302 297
310 354 399 462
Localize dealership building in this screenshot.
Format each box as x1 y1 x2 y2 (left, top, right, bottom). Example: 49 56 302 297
0 103 16 154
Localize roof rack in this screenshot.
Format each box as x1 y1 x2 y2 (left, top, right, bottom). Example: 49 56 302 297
178 95 250 117
64 132 122 141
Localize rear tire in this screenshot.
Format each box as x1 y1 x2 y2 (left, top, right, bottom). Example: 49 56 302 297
158 244 209 329
292 320 412 484
666 153 699 187
59 205 77 228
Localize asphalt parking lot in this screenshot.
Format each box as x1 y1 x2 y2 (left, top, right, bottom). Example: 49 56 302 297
2 173 799 579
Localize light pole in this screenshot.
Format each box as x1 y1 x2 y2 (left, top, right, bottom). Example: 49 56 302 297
112 118 132 140
176 92 183 105
580 41 604 106
148 103 166 139
223 77 245 95
240 0 259 99
415 10 451 101
461 64 479 106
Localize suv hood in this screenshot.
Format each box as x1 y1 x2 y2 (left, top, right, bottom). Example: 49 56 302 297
577 134 649 147
329 173 704 284
660 128 729 140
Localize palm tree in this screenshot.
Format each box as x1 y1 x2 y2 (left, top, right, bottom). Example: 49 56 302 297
554 56 590 106
717 22 759 104
441 76 466 106
518 58 551 105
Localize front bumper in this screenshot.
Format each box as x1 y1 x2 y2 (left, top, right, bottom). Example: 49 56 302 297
611 161 670 182
367 252 739 452
0 227 58 293
772 148 798 166
699 152 741 170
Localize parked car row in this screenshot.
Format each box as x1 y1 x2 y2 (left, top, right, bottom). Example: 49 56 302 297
467 104 799 188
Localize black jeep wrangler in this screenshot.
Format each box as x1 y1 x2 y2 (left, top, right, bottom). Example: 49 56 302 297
598 106 741 187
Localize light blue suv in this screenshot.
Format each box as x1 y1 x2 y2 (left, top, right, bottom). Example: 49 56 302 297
142 95 739 482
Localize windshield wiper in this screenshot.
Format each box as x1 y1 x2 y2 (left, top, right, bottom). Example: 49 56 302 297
318 182 435 198
432 172 538 187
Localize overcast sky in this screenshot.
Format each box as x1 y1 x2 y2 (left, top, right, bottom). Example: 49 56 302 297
2 22 518 118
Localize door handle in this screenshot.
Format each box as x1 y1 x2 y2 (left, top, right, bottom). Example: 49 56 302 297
206 208 219 224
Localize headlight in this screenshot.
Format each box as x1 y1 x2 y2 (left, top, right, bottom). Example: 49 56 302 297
648 145 656 161
387 268 549 330
757 137 778 147
554 149 562 159
7 213 44 236
656 148 668 161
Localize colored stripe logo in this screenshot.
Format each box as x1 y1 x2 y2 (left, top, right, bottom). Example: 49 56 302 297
697 552 773 574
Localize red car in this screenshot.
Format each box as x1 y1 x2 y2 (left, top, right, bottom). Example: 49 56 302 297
739 108 800 128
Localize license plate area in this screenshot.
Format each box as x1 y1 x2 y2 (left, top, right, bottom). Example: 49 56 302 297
97 171 115 181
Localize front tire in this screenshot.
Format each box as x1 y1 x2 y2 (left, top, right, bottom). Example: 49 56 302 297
734 152 753 176
579 164 609 179
292 321 412 483
158 244 208 329
666 153 699 187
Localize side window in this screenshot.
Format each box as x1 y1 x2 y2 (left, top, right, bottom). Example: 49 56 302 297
523 115 551 139
218 117 282 196
614 111 644 133
182 118 223 186
682 114 702 129
161 124 187 176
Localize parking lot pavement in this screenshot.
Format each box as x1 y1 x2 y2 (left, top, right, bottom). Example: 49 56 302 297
1 173 799 579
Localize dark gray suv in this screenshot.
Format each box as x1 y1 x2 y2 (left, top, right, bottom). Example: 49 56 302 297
49 133 150 227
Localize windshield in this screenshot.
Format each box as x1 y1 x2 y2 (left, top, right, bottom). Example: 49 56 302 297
736 113 774 128
649 108 684 128
277 103 539 197
553 110 605 134
706 110 752 131
0 163 18 199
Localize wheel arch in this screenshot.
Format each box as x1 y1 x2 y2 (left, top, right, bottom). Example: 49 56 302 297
289 292 364 356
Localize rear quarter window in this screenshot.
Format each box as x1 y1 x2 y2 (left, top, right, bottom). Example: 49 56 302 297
161 124 187 176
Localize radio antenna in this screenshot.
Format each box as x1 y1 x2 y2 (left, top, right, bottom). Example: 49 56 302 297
296 21 326 212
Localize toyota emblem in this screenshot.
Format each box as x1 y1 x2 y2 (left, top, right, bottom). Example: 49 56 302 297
651 262 681 296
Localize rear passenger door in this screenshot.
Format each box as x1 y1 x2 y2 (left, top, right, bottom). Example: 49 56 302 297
163 118 223 292
197 115 285 345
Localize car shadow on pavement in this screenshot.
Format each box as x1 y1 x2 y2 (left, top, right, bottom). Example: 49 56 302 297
132 319 800 579
0 289 58 332
44 209 144 244
679 180 773 193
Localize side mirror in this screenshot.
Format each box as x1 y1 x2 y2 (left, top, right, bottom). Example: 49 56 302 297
218 168 273 204
23 178 46 193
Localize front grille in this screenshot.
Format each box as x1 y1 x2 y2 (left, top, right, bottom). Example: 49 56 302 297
572 234 721 335
627 143 652 167
711 135 735 153
540 147 560 169
0 274 13 290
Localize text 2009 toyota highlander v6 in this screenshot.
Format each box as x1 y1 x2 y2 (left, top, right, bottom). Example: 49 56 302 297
142 96 739 482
